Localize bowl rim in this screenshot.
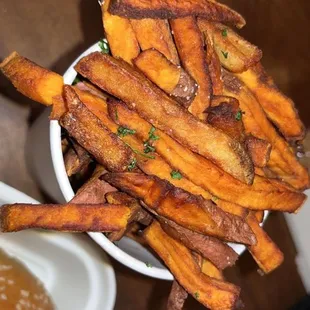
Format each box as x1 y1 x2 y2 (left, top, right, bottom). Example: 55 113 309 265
49 41 268 281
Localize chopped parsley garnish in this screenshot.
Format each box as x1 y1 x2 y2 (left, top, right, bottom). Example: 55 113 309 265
145 262 152 268
127 158 137 171
98 38 110 54
235 110 243 121
221 51 229 59
117 126 136 137
143 142 156 154
212 195 219 201
125 143 155 160
170 170 182 180
222 28 228 37
148 126 159 141
194 292 200 299
72 75 81 85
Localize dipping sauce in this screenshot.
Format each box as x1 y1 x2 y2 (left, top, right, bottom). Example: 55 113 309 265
0 248 54 310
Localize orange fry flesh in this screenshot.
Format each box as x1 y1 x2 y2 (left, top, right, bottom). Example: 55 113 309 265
144 221 240 310
0 51 63 106
0 203 131 233
170 17 212 118
102 0 140 64
201 260 225 280
75 52 254 185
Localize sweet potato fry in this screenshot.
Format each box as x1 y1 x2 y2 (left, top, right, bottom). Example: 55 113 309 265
0 51 63 106
246 213 284 273
0 203 132 233
103 172 256 245
254 211 264 223
198 20 262 73
144 221 240 310
167 281 188 310
75 52 254 184
130 19 179 64
50 95 67 120
60 86 135 172
134 49 197 106
201 260 225 280
222 71 310 190
236 63 305 140
245 135 271 168
170 17 212 118
102 0 139 64
109 0 246 29
159 217 238 269
108 100 306 212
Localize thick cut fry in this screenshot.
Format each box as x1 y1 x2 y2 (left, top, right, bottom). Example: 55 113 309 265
0 52 63 106
246 213 284 273
144 221 240 310
75 52 254 184
134 49 197 106
206 101 246 143
201 260 225 280
103 173 256 245
167 281 188 310
170 17 212 118
245 135 271 168
102 0 139 64
60 86 135 172
108 101 306 212
109 0 246 29
130 19 179 64
0 203 132 233
223 71 309 190
159 217 238 269
64 143 91 177
236 63 304 140
198 20 262 73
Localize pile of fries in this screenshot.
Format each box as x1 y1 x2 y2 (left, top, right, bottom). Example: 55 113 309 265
0 0 309 309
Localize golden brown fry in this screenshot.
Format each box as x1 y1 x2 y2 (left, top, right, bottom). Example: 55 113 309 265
144 221 240 310
159 217 238 269
130 19 179 64
167 281 188 310
108 100 306 212
103 172 256 245
102 0 139 64
236 63 305 140
109 0 246 28
198 20 262 73
0 203 132 233
50 95 67 120
60 86 135 172
254 211 264 223
245 135 271 168
0 51 63 106
170 17 212 118
246 213 284 273
134 49 197 106
201 260 225 280
223 71 310 190
75 52 254 184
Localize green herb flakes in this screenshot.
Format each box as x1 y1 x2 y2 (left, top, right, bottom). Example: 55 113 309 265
148 126 159 141
212 195 219 201
127 158 137 171
170 170 182 180
222 28 228 37
98 38 110 54
194 292 200 299
221 51 229 59
235 110 243 121
143 142 155 154
72 75 81 85
145 262 152 268
117 126 136 137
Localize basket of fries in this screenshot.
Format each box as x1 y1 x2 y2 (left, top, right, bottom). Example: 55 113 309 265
1 0 309 308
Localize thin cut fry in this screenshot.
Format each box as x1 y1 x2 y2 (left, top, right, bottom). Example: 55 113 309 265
245 135 271 168
170 17 212 118
130 19 179 64
103 172 256 245
109 0 246 29
246 213 284 274
75 52 254 184
144 221 240 310
134 49 197 106
0 203 132 233
0 51 63 106
198 20 262 73
60 86 135 172
108 100 306 212
167 281 188 310
102 0 139 64
236 63 305 140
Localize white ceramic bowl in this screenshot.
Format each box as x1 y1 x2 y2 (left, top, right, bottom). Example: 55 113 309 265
49 42 268 280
